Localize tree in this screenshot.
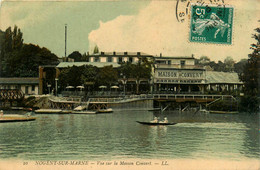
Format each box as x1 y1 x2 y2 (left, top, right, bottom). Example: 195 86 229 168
68 51 82 62
0 26 59 77
93 45 99 54
96 65 118 87
118 58 153 94
234 59 247 74
224 56 235 72
198 56 210 64
240 27 260 113
58 65 98 90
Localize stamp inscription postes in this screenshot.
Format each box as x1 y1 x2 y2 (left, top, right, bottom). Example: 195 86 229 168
189 4 233 44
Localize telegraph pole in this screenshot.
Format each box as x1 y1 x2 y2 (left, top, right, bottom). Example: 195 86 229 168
65 24 67 61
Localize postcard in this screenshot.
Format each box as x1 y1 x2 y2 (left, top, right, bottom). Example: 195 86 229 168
0 0 259 169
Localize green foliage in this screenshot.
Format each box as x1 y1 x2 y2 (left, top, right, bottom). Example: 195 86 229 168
196 55 246 73
93 45 99 54
239 27 260 113
119 58 153 93
58 65 99 90
234 59 247 74
68 51 82 62
0 26 59 77
239 96 259 113
96 65 118 86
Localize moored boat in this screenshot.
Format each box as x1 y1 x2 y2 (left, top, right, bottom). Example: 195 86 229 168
71 110 96 114
35 109 63 114
0 110 36 123
97 108 113 113
209 110 238 114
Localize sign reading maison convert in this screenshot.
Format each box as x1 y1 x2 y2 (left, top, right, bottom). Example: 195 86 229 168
156 70 204 78
155 70 205 84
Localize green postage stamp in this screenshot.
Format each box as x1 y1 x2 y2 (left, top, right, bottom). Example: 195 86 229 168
189 4 233 44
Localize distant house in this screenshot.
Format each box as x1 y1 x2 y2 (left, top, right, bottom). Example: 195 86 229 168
0 77 39 95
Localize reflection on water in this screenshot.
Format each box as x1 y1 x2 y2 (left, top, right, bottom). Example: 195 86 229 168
0 110 259 160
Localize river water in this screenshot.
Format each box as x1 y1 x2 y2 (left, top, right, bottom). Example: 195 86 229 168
0 110 259 162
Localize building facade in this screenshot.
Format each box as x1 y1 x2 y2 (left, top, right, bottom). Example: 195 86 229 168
153 55 243 94
55 52 243 95
0 77 39 95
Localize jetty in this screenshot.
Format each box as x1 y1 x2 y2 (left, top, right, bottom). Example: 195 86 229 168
44 94 238 112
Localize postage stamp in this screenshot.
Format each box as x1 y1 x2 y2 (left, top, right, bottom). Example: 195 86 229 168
189 4 233 44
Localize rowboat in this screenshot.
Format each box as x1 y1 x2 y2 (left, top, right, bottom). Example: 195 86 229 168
136 121 177 126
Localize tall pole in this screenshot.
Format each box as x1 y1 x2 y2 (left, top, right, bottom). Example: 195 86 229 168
65 24 67 61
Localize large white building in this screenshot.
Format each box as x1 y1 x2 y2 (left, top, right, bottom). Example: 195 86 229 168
56 51 243 94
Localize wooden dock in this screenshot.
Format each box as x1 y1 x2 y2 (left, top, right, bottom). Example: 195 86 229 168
0 115 36 123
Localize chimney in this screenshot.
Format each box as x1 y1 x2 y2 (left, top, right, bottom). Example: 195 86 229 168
113 51 116 55
87 51 89 56
101 51 104 55
160 53 162 57
124 52 128 55
137 52 141 56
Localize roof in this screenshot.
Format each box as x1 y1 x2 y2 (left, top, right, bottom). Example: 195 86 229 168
91 52 153 56
56 62 120 68
0 77 39 85
154 56 194 60
206 71 242 84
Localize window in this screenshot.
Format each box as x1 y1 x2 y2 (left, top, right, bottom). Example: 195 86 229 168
168 60 171 65
181 60 186 66
94 57 100 62
118 57 123 63
107 56 112 62
129 57 133 63
32 85 35 91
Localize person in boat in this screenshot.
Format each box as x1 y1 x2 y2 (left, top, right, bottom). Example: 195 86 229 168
150 117 158 123
159 117 168 123
163 117 168 123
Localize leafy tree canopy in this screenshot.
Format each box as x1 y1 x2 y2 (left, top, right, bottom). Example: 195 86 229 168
0 26 59 77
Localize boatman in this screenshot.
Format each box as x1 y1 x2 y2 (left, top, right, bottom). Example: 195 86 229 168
163 117 168 123
150 117 158 123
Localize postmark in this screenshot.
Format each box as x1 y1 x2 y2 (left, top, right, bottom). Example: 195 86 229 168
175 0 226 23
189 4 233 44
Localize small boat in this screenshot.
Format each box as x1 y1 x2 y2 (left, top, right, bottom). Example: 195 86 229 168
0 111 36 123
97 108 113 113
136 121 177 126
71 110 96 114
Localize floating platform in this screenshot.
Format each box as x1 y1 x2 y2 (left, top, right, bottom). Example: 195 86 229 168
35 109 64 114
0 115 36 123
97 108 113 113
71 110 97 114
210 111 238 114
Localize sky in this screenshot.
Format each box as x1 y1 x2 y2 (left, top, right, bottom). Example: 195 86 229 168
0 0 259 62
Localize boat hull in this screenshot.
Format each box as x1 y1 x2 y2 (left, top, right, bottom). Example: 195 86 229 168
0 116 36 123
136 121 177 126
